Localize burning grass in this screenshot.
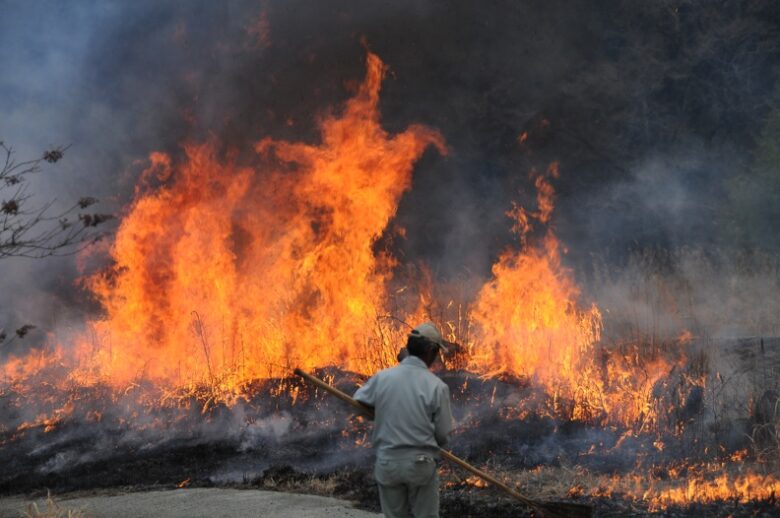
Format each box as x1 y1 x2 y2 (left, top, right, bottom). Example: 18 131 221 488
1 349 778 516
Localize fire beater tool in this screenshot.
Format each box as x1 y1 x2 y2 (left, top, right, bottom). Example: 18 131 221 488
293 368 593 518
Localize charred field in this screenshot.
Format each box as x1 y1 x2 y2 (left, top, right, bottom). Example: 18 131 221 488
2 350 780 517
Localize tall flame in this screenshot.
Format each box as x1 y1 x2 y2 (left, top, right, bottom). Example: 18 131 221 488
78 52 446 386
469 164 601 385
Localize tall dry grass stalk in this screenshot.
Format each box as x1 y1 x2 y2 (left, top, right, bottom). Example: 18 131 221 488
23 491 85 518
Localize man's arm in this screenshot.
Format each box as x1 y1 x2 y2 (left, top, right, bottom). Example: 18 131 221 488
353 375 377 408
433 383 454 447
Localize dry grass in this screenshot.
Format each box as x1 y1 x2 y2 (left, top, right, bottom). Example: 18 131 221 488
23 492 85 518
258 473 339 497
750 390 780 465
441 463 581 502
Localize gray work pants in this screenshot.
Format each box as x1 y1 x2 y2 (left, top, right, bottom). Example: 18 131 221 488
373 454 439 518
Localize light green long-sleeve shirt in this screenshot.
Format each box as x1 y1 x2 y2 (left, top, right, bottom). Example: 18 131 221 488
354 356 454 459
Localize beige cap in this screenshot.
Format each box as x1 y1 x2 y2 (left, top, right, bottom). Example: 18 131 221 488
409 321 449 353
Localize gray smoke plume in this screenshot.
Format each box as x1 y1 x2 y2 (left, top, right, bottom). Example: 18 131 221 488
1 0 779 358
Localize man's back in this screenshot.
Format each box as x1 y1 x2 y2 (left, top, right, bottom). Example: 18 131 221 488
355 323 453 518
354 355 453 459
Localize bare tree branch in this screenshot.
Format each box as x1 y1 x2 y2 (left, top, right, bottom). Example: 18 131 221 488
0 142 113 259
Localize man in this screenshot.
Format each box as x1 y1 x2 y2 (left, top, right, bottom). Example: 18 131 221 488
354 322 454 518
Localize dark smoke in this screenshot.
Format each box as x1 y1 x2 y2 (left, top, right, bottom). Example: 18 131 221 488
1 0 779 350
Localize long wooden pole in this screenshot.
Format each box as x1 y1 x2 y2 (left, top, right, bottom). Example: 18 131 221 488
293 368 542 511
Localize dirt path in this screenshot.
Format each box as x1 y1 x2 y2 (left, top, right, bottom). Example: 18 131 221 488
0 488 381 518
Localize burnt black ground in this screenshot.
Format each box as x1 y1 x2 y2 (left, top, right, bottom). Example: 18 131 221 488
0 368 777 516
1 436 779 517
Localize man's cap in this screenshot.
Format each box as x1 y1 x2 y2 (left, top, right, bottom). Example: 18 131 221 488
409 321 449 354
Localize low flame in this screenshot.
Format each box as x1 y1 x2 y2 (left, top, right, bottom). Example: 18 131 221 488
586 462 780 511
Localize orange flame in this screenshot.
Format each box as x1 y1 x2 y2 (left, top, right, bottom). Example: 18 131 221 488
469 164 601 386
584 463 780 511
76 51 445 387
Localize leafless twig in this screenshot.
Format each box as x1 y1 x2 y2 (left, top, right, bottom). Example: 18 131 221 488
0 141 113 260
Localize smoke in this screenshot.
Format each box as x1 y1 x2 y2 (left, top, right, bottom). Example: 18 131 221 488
587 245 780 341
1 0 779 356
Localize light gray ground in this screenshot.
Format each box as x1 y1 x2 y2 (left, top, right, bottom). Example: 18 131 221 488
0 488 381 518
